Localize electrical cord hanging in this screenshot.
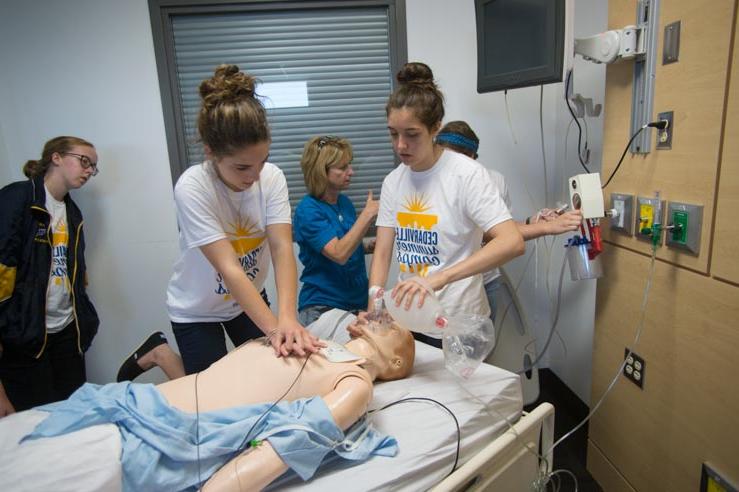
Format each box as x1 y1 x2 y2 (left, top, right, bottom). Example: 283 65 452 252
601 119 668 189
601 123 648 189
540 84 549 207
515 251 568 375
453 366 582 492
194 342 313 490
504 89 519 145
564 70 592 174
370 397 461 479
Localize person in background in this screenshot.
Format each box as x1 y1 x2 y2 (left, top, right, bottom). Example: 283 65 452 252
435 120 582 317
0 136 100 416
166 64 321 375
365 62 525 348
293 136 379 326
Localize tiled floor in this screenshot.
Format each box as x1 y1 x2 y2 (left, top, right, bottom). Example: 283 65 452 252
524 369 603 492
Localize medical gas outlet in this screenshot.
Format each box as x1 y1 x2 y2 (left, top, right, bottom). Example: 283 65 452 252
636 195 665 244
609 193 635 235
665 201 703 255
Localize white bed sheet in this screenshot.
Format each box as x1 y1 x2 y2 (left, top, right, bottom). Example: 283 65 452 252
269 341 523 492
0 409 122 492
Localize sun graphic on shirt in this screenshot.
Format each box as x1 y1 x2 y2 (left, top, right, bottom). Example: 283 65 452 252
52 221 69 286
397 193 438 230
396 193 438 277
227 217 265 256
52 220 68 247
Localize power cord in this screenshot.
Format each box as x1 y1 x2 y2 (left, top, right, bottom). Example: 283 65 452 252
514 252 568 375
370 397 461 479
601 119 669 189
194 343 313 490
564 70 592 174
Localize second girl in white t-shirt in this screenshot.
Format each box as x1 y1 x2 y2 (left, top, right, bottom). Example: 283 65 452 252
369 62 526 347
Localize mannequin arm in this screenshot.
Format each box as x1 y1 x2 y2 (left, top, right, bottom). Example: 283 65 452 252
203 376 372 492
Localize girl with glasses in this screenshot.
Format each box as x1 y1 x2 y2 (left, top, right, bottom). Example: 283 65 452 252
0 136 100 416
165 64 321 375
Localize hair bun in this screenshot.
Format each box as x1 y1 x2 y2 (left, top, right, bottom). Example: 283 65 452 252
396 62 435 89
199 64 258 106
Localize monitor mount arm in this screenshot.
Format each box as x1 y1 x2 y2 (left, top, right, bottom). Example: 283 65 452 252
574 25 644 65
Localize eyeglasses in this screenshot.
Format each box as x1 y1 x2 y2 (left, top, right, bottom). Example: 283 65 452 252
62 152 99 176
317 135 340 149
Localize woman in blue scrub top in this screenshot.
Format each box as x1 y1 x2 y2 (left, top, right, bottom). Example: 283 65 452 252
294 136 379 326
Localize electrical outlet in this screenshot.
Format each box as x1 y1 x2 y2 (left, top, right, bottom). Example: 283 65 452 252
656 110 674 150
623 348 645 389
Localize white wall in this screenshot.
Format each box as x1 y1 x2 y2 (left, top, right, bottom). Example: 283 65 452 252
0 0 179 384
0 0 606 400
405 0 606 402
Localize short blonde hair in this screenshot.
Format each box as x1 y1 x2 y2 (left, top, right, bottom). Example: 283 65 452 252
300 136 353 198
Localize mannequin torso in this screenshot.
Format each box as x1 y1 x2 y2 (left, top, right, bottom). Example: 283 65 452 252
157 338 373 414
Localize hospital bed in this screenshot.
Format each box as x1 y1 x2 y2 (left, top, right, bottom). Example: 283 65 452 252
0 334 553 491
270 341 554 491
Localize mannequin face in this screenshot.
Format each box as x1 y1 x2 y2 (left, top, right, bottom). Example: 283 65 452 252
207 141 270 192
358 324 415 381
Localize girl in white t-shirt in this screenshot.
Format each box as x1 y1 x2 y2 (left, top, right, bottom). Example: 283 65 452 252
366 63 526 347
166 64 321 373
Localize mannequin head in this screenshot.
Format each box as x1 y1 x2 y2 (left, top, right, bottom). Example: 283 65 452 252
348 324 415 381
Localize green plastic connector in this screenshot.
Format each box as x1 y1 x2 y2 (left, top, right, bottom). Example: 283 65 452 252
249 439 262 448
672 211 688 243
651 223 662 248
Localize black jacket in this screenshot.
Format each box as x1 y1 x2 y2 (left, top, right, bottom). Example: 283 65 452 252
0 176 99 358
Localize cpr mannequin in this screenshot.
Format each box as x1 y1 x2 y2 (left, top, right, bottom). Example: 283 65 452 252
168 322 414 491
2 321 414 492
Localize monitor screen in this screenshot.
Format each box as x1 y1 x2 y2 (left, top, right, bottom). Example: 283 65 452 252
475 0 569 93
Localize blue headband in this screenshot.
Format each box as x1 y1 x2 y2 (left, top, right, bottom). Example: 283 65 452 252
436 132 479 155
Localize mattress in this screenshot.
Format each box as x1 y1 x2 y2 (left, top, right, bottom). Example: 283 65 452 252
269 341 524 491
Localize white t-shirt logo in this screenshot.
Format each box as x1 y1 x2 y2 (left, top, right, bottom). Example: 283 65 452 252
51 218 69 287
216 217 266 300
395 193 440 277
45 187 74 332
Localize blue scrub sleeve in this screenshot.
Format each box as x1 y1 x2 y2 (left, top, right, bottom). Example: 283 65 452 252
295 204 339 254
